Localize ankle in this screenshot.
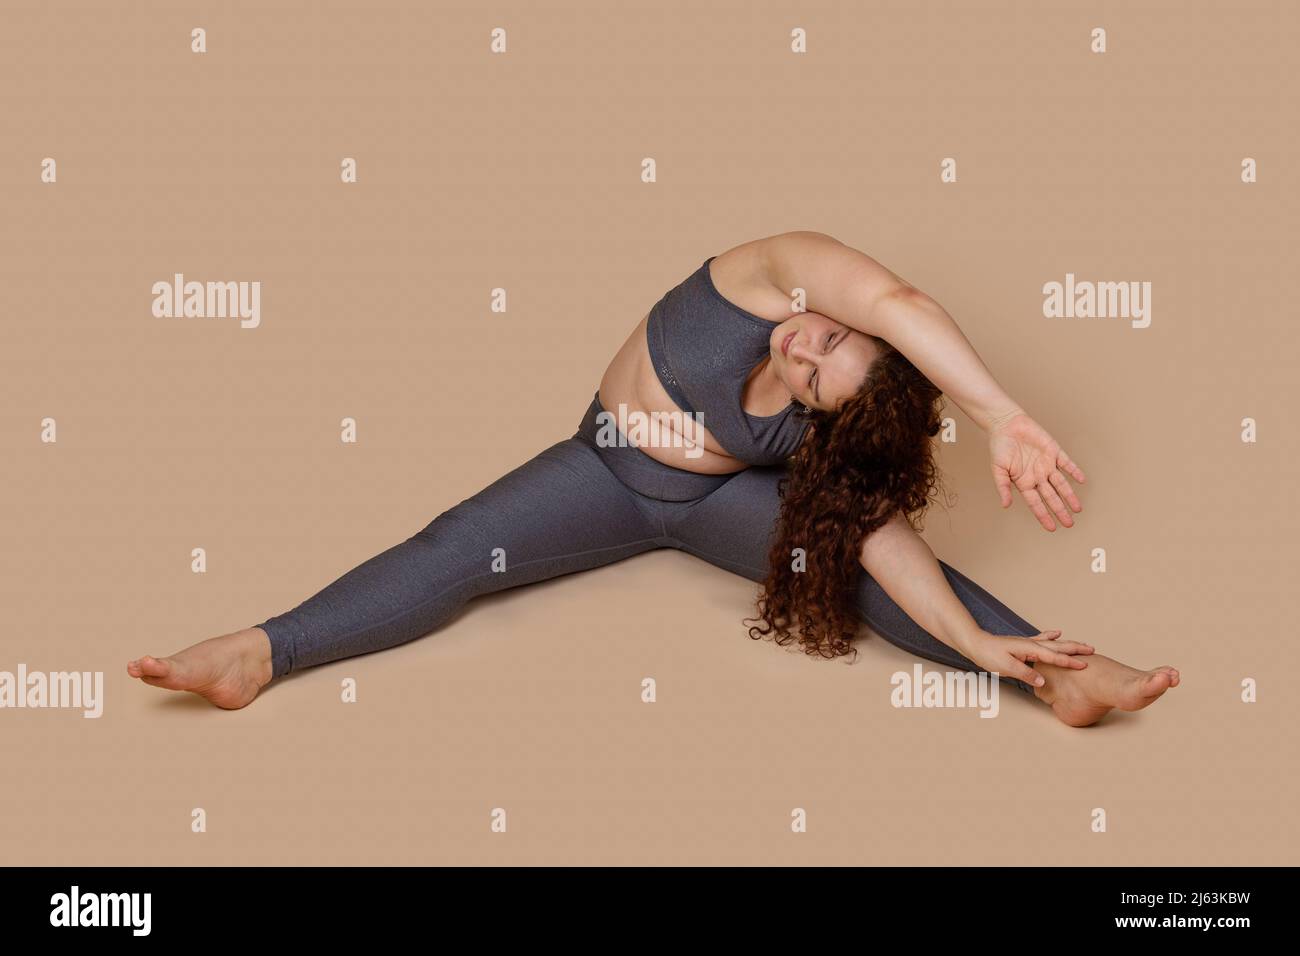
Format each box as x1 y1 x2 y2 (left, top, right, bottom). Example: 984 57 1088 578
1030 663 1066 705
240 627 274 688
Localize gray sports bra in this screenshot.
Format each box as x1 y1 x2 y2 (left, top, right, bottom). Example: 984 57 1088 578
646 256 811 466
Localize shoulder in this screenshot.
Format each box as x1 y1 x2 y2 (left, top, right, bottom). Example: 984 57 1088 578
706 232 838 321
716 229 901 298
722 232 918 330
712 231 840 282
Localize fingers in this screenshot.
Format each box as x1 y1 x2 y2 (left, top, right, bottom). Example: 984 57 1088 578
1048 469 1083 514
1031 647 1089 669
1036 474 1075 529
1024 636 1090 668
1050 641 1095 656
993 465 1013 508
1003 659 1045 687
1020 469 1083 531
1018 632 1092 669
1017 484 1057 531
1030 630 1094 657
1057 448 1086 484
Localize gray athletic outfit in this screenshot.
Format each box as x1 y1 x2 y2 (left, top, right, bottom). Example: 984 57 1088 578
257 256 1040 695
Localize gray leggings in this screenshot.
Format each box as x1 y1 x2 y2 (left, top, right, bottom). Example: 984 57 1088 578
256 392 1040 695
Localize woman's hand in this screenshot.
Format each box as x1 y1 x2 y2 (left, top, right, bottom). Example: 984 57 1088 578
958 629 1094 688
988 411 1087 531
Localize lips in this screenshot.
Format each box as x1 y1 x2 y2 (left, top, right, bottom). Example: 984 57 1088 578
780 330 796 357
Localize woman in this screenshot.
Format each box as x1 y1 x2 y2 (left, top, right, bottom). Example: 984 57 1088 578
127 231 1179 726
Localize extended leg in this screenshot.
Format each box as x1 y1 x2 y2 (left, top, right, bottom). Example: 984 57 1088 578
257 437 667 679
665 465 1039 694
128 436 668 707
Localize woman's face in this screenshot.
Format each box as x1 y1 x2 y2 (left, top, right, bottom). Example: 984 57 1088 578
769 311 881 412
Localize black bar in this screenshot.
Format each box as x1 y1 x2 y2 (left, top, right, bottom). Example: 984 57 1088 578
0 865 1284 939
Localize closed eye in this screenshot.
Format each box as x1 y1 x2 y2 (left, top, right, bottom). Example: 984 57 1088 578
810 332 840 401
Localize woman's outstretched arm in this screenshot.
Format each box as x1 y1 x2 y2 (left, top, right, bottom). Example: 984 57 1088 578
857 509 1094 687
758 230 1088 531
757 231 1021 429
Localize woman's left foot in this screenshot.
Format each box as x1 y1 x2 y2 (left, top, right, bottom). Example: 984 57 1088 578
126 628 273 710
1033 653 1180 727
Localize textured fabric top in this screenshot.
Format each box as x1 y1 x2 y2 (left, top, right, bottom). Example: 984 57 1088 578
645 256 811 467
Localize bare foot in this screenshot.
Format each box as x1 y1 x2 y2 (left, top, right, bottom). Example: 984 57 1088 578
127 627 273 710
1033 653 1180 727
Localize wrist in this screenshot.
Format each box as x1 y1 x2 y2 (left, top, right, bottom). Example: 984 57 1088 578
950 625 988 658
985 406 1027 433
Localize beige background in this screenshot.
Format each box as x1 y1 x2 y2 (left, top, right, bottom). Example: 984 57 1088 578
2 0 1296 865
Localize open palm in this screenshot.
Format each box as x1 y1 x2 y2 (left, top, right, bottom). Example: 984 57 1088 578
988 413 1086 531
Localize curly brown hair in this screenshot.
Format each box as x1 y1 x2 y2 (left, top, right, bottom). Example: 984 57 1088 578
745 334 950 660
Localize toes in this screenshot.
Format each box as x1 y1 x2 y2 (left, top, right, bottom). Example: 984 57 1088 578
136 655 173 679
1137 670 1173 699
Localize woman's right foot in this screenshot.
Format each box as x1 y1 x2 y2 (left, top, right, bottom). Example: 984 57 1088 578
127 627 273 710
1033 652 1180 727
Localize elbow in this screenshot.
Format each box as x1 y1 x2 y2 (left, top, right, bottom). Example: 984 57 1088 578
793 229 837 240
776 229 842 246
877 281 927 309
867 283 938 336
857 507 910 571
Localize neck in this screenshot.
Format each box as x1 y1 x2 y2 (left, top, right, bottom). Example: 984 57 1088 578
743 356 793 415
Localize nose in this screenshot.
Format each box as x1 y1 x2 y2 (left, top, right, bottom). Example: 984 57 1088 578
788 337 816 364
